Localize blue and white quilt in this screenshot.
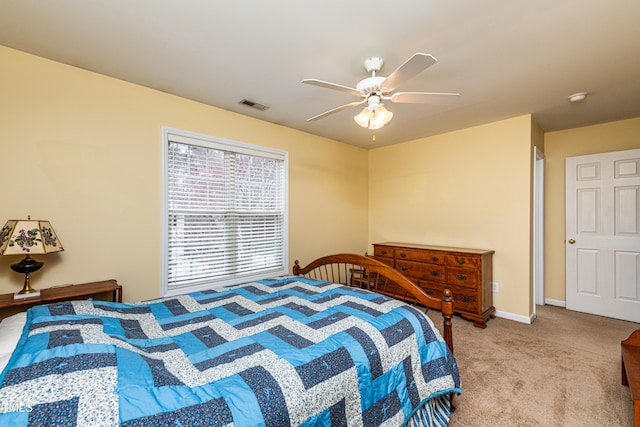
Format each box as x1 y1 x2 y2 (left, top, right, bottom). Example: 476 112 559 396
0 276 460 426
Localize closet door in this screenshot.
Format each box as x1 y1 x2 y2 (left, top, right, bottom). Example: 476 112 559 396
566 148 640 322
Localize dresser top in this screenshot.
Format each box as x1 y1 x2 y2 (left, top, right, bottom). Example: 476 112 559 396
374 242 494 255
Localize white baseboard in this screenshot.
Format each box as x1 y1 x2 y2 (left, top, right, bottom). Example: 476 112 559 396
493 301 566 325
544 298 566 307
494 310 533 324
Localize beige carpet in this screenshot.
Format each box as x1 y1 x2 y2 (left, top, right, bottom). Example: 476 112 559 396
428 305 639 427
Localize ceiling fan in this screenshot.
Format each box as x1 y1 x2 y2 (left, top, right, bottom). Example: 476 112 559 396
302 53 460 129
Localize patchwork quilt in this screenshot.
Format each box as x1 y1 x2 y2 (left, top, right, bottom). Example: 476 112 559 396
0 276 460 426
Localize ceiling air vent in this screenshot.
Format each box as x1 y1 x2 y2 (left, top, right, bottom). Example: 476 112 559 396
238 99 269 111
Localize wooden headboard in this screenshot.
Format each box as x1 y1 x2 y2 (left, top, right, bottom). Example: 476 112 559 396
293 253 454 353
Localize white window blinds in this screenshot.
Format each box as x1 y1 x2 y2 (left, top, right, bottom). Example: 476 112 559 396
163 129 287 295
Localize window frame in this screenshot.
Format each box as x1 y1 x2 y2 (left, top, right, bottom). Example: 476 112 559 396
161 126 289 297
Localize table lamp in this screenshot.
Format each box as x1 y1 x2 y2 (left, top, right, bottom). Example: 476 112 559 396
0 216 64 296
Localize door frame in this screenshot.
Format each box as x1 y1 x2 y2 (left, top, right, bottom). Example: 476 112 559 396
533 147 545 312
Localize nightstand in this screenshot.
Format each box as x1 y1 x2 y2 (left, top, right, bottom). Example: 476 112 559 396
0 280 122 318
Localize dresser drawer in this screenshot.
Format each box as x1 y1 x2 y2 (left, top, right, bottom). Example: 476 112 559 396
374 245 395 258
449 286 480 313
418 282 479 313
395 249 445 265
417 281 444 299
396 260 446 282
446 254 481 268
374 256 394 268
446 267 478 289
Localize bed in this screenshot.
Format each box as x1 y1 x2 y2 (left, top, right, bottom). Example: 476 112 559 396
0 253 460 426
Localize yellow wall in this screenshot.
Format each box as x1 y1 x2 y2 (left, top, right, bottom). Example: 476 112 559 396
368 115 535 319
543 117 640 303
0 46 369 302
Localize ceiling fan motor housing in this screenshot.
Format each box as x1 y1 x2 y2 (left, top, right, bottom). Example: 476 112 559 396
358 57 386 95
356 76 386 94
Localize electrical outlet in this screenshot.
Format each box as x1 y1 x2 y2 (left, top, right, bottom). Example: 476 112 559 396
492 282 499 292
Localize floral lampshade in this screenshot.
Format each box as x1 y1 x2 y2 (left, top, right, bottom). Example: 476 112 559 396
0 219 63 255
0 217 64 295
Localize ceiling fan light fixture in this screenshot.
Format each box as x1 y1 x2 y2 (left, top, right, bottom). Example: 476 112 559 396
372 104 393 128
354 107 373 128
354 103 393 129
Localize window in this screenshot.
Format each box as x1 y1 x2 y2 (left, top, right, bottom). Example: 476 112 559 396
162 127 288 296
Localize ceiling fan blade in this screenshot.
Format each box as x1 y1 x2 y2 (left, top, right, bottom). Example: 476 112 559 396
382 53 437 92
307 100 365 121
389 91 460 105
302 79 363 97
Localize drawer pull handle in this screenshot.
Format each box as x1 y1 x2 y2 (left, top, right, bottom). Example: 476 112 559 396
424 289 434 294
431 256 439 262
381 250 387 255
457 259 466 264
400 253 406 257
460 295 473 302
456 274 467 281
400 266 408 271
430 271 440 277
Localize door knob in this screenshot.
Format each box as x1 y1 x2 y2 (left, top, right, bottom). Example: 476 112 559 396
568 239 576 244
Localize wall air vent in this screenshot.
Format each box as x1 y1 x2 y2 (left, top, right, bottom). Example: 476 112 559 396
238 99 270 111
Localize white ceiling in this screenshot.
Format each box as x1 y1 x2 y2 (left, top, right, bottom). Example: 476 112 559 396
1 1 639 148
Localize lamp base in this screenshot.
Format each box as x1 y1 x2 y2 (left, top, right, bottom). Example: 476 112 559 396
17 276 38 294
10 255 44 294
14 290 41 300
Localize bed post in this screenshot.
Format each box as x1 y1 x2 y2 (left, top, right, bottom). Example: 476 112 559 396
441 288 456 411
441 289 454 355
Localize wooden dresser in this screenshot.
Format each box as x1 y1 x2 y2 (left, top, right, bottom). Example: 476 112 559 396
373 242 495 328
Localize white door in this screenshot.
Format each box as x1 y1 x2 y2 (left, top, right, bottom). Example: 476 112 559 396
566 148 640 323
